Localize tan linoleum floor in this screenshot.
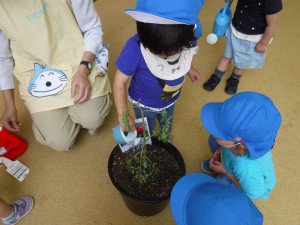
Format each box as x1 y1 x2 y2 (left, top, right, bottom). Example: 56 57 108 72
1 1 299 225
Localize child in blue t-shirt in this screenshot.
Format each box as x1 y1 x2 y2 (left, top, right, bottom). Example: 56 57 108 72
200 92 282 200
114 0 204 135
203 0 283 95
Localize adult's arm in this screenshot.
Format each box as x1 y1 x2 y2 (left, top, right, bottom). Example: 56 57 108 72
0 31 21 131
70 0 104 104
71 0 103 55
0 31 14 90
0 89 21 132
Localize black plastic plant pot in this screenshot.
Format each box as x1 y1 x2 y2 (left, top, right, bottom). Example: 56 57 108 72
120 193 169 217
107 138 186 217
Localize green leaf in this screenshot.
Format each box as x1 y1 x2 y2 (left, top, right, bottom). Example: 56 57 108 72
122 111 130 132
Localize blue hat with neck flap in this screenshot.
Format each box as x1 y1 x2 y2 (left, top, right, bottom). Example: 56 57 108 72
171 173 264 225
125 0 205 39
201 92 282 159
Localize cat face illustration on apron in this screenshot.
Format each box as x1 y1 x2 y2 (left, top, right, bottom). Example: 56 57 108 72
28 64 68 97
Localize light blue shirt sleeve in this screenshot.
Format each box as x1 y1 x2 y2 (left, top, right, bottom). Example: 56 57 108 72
222 148 276 200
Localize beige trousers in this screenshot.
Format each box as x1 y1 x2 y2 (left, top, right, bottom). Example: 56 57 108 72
31 95 111 151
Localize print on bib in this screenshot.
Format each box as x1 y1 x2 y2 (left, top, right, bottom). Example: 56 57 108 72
140 44 195 80
157 77 185 101
28 64 68 97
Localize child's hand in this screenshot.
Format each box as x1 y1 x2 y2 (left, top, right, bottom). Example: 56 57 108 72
209 160 227 174
255 42 268 53
187 66 201 83
118 113 135 132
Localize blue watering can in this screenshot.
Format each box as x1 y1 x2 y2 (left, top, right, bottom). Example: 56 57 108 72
207 0 232 44
112 125 137 145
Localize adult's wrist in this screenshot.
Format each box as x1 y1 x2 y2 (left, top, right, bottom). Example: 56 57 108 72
77 64 91 76
79 61 92 74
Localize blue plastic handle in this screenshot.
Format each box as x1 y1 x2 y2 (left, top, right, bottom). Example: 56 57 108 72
221 0 230 17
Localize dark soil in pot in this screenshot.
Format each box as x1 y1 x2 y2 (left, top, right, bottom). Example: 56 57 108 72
108 138 186 215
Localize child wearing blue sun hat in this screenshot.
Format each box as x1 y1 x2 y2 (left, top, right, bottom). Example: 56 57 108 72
200 91 282 200
170 173 264 225
114 0 205 136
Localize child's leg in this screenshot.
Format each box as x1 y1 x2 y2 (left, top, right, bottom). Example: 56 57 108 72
225 27 264 95
203 27 233 92
225 67 245 95
0 198 13 219
233 67 244 76
1 196 33 225
216 56 232 72
133 107 157 135
215 27 235 73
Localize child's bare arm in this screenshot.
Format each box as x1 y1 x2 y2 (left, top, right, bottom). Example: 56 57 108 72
187 64 201 83
256 13 280 53
113 69 135 131
213 147 221 161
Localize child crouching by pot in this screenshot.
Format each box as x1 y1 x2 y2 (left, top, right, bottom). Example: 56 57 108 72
200 91 282 200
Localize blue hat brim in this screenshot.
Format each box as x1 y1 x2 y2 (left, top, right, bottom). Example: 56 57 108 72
125 9 202 39
246 135 278 159
200 92 282 159
170 173 219 225
125 9 188 24
201 102 275 159
200 102 229 141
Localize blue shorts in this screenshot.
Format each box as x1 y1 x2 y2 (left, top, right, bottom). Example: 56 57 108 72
224 27 267 69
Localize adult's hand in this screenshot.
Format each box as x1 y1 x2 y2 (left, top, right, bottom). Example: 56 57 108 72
71 69 91 104
0 106 21 132
0 90 21 132
72 51 95 104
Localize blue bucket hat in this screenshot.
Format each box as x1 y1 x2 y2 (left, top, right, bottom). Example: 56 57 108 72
125 0 205 39
170 173 264 225
200 92 282 159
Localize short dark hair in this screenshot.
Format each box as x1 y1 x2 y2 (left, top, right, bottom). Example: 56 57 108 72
137 21 196 56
